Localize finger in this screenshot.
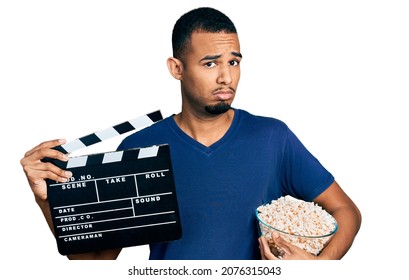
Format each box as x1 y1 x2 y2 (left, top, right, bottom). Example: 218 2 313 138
24 139 66 157
272 232 292 256
21 146 69 167
259 236 279 260
25 161 72 184
33 169 72 185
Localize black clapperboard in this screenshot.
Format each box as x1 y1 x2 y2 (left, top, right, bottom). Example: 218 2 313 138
45 110 182 255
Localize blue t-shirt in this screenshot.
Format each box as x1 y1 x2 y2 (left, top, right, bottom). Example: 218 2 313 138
118 108 334 259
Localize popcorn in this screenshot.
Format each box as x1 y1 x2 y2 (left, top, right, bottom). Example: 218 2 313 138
256 195 337 256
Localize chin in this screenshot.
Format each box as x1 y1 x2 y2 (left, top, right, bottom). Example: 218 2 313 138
205 102 231 115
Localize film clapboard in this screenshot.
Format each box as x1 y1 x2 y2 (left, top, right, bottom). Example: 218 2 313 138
45 110 182 255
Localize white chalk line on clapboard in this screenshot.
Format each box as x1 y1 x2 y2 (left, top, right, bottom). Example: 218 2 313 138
55 210 176 223
58 221 178 239
49 168 171 187
56 210 176 231
51 191 174 210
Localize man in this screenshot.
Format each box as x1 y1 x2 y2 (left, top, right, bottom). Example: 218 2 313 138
20 7 361 260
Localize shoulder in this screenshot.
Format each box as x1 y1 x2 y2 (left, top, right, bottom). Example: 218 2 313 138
118 115 173 150
235 108 290 134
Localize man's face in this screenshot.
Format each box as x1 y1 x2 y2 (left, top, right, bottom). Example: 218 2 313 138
180 31 241 116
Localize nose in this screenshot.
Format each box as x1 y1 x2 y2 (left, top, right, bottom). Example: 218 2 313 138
217 65 233 85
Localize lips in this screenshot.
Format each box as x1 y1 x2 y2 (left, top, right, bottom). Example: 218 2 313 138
213 89 235 101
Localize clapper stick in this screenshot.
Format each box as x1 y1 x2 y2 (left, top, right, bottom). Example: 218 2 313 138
53 110 163 154
43 110 163 167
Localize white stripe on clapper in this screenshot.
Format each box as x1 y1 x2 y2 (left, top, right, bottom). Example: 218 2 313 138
102 151 124 164
129 115 154 129
138 146 159 159
95 127 120 141
67 156 88 168
62 139 87 154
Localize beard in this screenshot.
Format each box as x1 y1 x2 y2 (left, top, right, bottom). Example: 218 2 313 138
205 102 231 115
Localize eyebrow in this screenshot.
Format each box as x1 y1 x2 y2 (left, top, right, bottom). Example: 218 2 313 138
199 52 243 62
232 51 243 58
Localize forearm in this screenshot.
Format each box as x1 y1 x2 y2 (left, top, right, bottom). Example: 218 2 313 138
318 204 361 259
35 196 56 235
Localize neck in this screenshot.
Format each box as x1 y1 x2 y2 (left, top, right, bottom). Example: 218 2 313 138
174 109 235 147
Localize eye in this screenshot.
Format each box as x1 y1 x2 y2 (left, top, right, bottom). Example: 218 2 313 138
229 60 240 66
204 61 217 68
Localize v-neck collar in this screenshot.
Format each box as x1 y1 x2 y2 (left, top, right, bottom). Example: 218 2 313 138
168 108 240 156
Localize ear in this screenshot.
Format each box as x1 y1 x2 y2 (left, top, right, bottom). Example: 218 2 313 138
167 57 184 80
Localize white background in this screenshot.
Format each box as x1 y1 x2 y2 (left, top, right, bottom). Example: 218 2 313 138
1 0 408 279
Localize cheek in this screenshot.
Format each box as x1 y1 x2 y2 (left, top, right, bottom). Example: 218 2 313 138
189 71 215 89
235 71 241 83
231 69 241 86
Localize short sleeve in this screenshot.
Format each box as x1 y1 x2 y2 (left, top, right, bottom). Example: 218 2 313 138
280 128 334 201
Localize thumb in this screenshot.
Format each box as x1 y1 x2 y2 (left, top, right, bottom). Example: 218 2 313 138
272 232 292 255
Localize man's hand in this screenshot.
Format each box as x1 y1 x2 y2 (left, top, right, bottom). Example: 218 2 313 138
20 139 72 201
258 233 318 260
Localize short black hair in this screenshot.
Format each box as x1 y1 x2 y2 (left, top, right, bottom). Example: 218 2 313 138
172 7 237 59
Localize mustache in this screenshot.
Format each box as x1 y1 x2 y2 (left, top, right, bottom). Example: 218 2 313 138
212 87 236 94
